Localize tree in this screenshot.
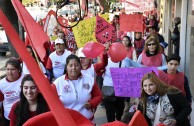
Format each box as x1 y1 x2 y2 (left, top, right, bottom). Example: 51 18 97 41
0 0 19 57
98 0 110 13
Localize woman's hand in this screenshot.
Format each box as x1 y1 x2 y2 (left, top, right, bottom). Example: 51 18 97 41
83 102 91 110
163 119 176 126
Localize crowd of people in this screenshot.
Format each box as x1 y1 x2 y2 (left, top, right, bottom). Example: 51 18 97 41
0 3 192 126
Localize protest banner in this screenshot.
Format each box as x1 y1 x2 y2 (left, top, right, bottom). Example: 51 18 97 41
95 15 116 44
72 14 109 48
110 67 158 97
121 0 155 14
120 14 144 32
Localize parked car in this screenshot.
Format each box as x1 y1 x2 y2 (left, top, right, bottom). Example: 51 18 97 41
0 27 10 56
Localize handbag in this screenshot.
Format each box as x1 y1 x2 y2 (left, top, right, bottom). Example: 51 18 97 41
101 86 114 97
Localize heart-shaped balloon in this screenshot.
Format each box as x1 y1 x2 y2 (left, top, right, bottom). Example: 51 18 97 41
109 42 127 62
82 41 105 59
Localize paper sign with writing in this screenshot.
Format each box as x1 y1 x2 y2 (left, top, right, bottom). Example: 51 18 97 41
66 29 77 51
121 0 155 14
110 67 158 97
120 14 143 32
95 15 116 44
50 35 58 41
72 14 109 48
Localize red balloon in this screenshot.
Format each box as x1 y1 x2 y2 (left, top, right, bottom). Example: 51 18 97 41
128 110 148 126
23 109 93 126
101 121 128 126
82 42 105 59
109 42 127 62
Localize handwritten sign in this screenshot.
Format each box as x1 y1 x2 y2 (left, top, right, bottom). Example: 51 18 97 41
121 0 155 14
66 29 77 51
95 15 116 44
120 14 144 32
50 35 58 41
72 14 109 48
110 67 158 97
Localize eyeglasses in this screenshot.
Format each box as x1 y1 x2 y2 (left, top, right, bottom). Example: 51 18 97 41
147 43 156 46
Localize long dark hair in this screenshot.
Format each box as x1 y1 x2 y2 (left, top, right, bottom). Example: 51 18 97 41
14 75 49 126
122 36 132 47
64 54 81 74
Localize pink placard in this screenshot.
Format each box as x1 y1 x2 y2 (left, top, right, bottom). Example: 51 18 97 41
120 14 144 32
95 15 116 44
110 67 158 97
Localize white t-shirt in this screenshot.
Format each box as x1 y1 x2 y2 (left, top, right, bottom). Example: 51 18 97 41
0 74 25 119
22 62 46 74
49 50 71 78
103 58 126 87
81 64 96 78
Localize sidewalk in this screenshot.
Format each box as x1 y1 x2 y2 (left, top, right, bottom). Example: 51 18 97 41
95 106 107 125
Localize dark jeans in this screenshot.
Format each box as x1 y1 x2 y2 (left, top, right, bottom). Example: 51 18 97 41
125 97 130 102
103 96 125 122
96 75 103 90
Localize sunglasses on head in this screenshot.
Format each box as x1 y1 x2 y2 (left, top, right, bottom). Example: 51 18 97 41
147 43 156 46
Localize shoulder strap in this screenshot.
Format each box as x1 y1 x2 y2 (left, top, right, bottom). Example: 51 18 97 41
119 61 122 68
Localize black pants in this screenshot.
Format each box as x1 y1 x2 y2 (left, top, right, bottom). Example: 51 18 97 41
103 96 125 122
96 75 103 90
2 117 10 126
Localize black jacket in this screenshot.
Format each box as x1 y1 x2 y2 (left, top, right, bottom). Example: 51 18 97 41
145 92 191 126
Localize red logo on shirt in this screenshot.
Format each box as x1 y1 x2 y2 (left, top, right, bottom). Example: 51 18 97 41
55 61 60 65
64 85 70 93
83 84 90 90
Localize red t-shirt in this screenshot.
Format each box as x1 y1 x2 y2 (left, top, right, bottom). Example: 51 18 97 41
9 102 37 126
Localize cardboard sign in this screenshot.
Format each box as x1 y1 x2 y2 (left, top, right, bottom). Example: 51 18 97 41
72 14 109 48
95 15 116 44
110 67 158 97
50 35 58 41
120 14 143 32
121 0 155 14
